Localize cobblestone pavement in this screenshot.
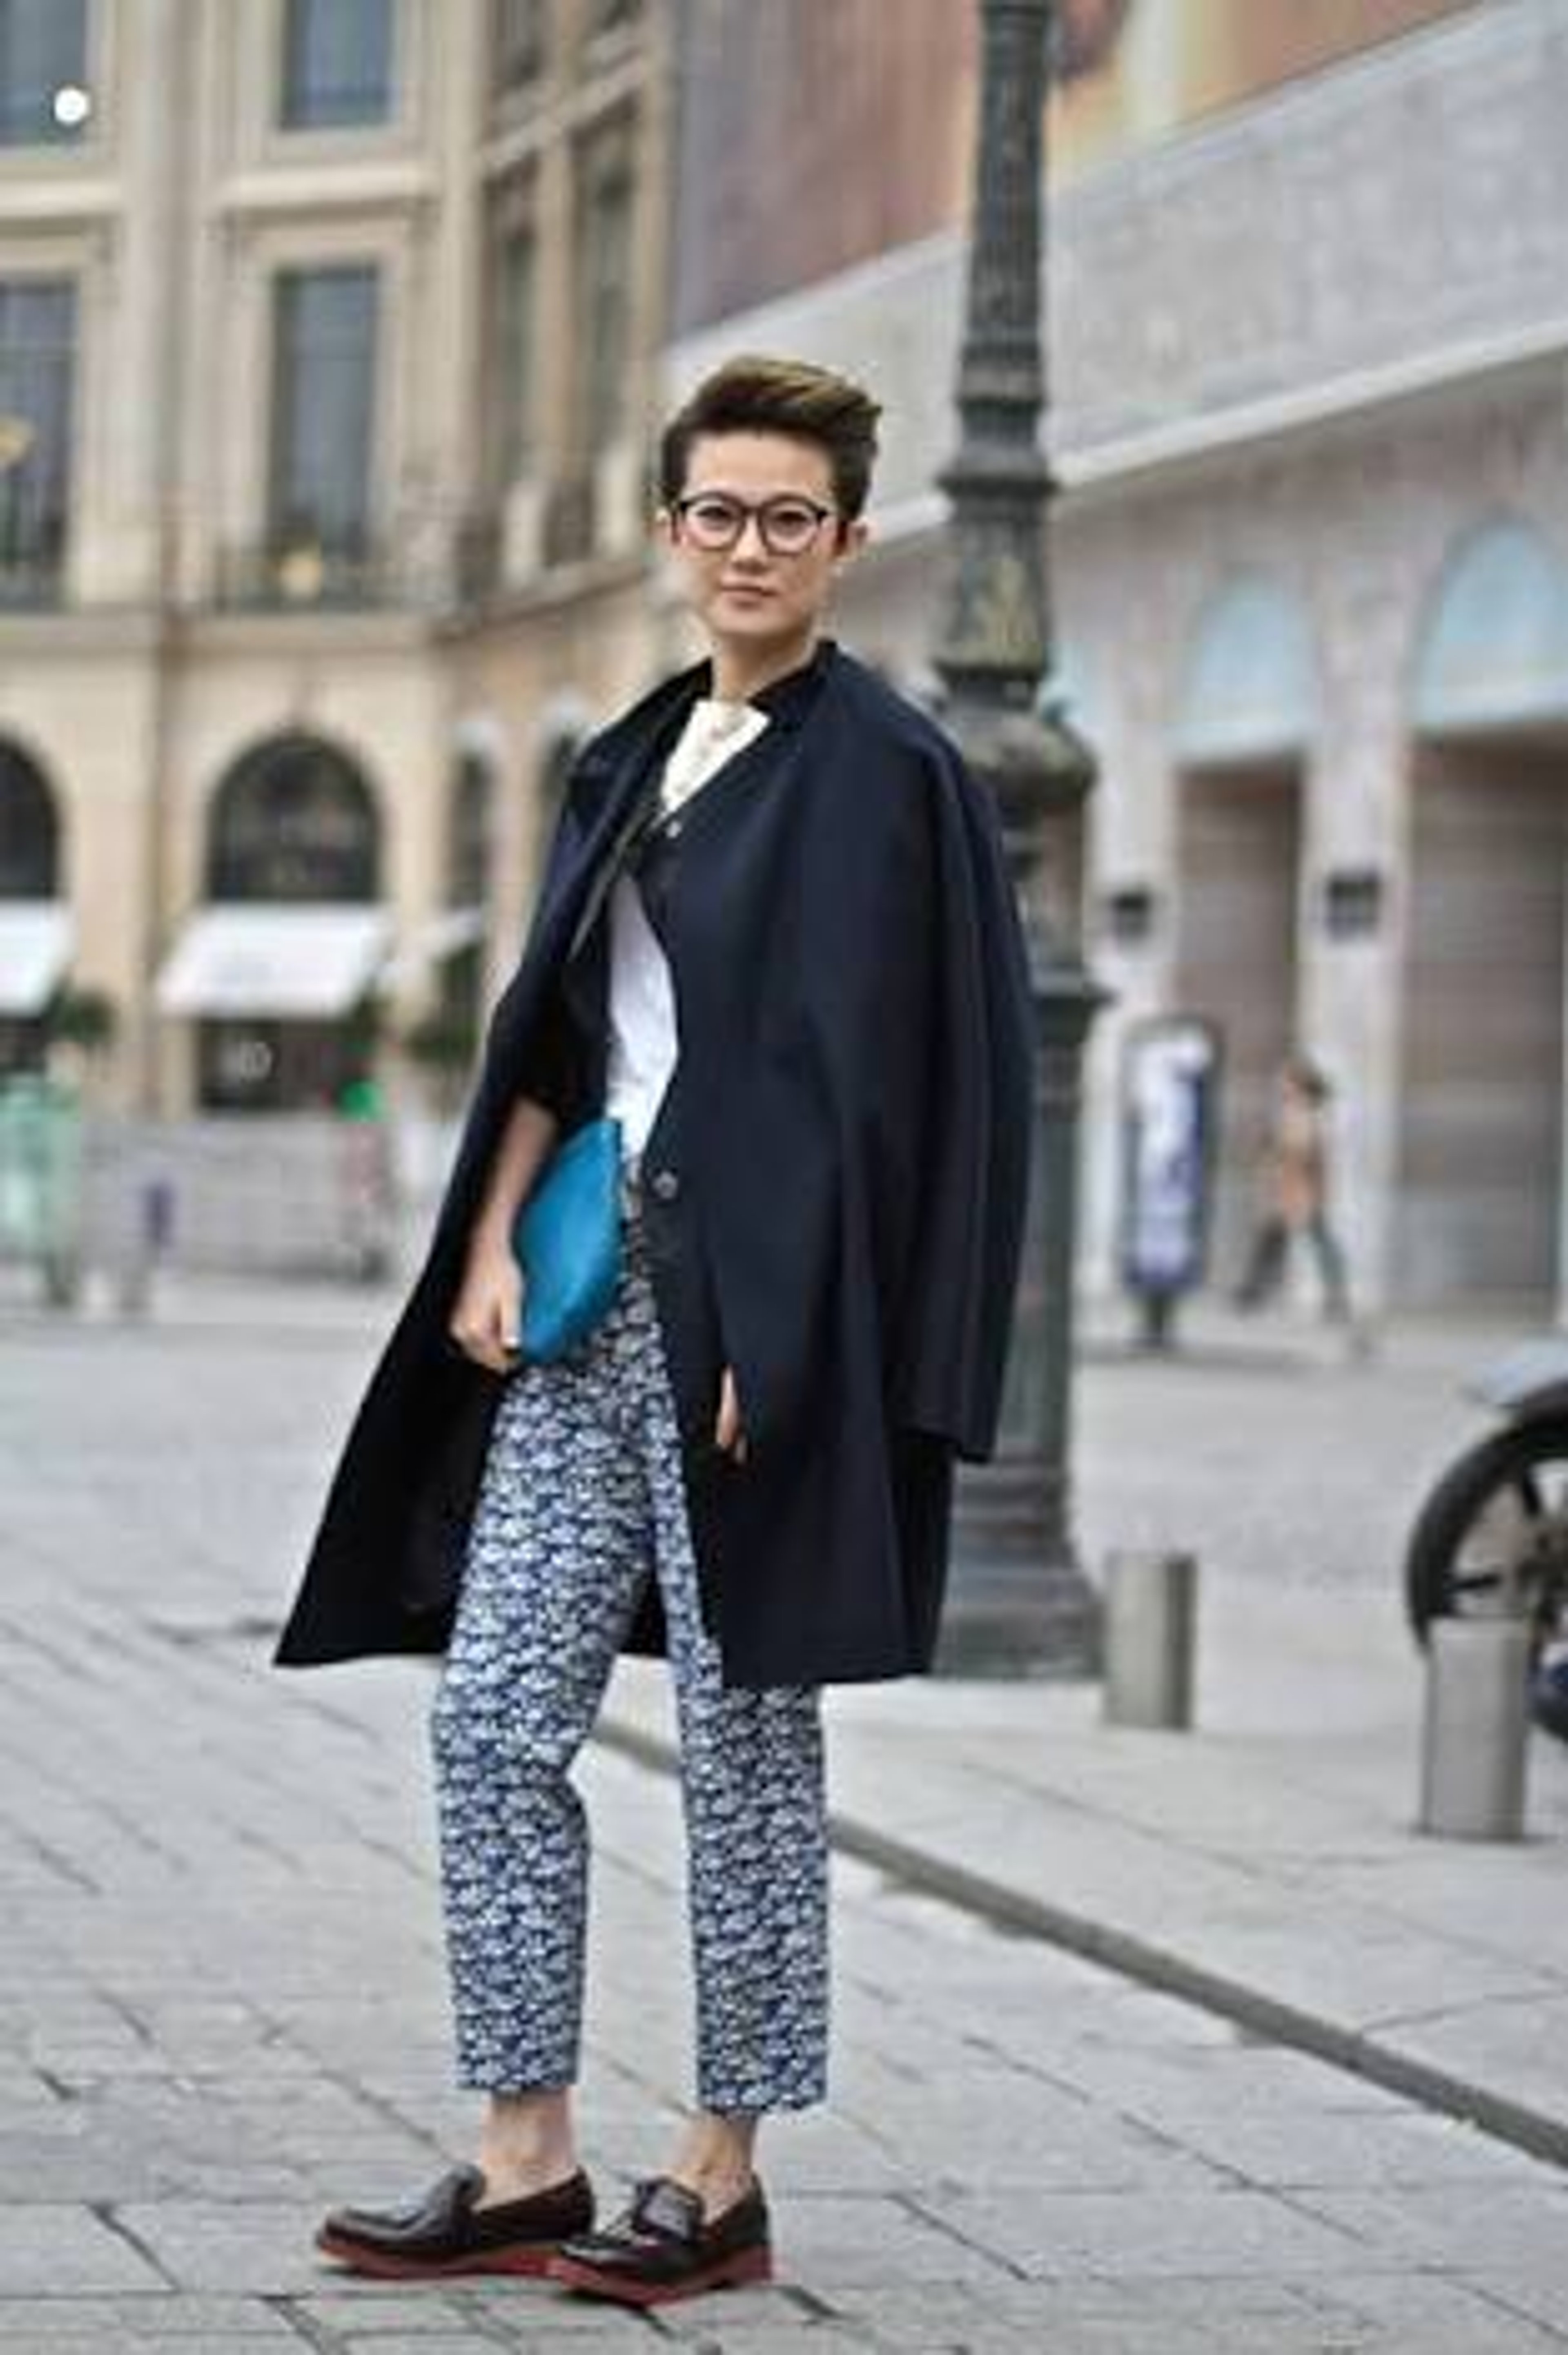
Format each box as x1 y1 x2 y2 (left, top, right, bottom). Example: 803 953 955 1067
2 1303 1567 2351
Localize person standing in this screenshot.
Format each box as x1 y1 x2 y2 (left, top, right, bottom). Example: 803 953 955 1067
272 356 1035 2308
1234 1054 1352 1321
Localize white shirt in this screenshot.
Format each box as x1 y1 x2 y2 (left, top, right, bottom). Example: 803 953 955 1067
605 696 770 1164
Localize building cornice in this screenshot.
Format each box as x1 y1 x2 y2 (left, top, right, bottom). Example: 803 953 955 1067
859 316 1567 545
213 160 438 223
0 177 122 229
1057 321 1568 500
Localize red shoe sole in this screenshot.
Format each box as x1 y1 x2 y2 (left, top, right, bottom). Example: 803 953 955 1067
547 2242 773 2306
315 2228 560 2280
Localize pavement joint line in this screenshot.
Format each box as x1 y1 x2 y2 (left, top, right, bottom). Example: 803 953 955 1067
90 2199 182 2291
267 2293 370 2351
591 1714 1568 2180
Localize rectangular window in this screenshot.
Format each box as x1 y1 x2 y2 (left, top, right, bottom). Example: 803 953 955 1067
490 217 536 488
0 0 89 147
281 0 393 130
576 135 633 451
493 0 545 97
268 266 379 567
0 279 75 603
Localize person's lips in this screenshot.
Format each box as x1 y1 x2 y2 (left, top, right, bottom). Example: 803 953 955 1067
719 580 775 598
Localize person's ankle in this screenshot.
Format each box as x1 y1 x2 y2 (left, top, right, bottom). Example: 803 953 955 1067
474 2143 578 2203
666 2152 757 2219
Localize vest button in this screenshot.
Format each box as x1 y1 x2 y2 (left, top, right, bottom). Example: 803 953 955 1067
650 1168 680 1203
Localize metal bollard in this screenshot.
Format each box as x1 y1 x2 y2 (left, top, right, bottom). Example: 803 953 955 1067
1103 1550 1198 1729
1419 1618 1531 1841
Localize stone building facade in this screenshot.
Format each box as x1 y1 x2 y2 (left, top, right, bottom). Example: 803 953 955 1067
0 0 670 1121
666 0 1568 1314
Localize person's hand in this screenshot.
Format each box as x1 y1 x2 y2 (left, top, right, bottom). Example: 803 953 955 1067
449 1241 525 1375
715 1364 749 1462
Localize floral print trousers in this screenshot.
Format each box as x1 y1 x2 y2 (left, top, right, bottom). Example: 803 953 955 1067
430 1198 829 2114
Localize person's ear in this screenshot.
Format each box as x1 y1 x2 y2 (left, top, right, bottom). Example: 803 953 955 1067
655 506 677 550
835 517 870 567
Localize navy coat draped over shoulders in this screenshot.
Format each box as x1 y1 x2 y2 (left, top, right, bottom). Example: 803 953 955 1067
272 640 1035 1686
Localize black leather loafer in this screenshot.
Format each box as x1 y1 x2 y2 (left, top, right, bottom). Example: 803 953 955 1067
548 2174 771 2306
316 2161 594 2279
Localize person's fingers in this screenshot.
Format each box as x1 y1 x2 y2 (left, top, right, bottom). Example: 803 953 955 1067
715 1367 749 1460
448 1279 522 1376
488 1289 521 1363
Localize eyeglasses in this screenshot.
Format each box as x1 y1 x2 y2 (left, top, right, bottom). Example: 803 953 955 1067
672 491 838 557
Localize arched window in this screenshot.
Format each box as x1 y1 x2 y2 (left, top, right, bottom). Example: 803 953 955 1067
1412 518 1568 738
207 732 379 903
1174 575 1317 769
0 737 60 896
448 749 492 912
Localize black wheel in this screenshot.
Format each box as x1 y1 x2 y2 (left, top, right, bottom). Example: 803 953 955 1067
1404 1418 1568 1662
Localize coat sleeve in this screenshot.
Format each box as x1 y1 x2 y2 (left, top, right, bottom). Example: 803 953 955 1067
888 747 1035 1462
510 984 590 1128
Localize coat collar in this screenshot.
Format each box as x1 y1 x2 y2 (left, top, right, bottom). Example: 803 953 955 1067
694 634 838 732
586 636 839 774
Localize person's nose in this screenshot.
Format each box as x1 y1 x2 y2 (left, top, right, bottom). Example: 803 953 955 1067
729 512 770 563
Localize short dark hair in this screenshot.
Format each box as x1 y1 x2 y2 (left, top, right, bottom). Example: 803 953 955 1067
659 355 882 520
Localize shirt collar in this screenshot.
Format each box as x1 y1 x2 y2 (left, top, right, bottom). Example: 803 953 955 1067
695 636 837 732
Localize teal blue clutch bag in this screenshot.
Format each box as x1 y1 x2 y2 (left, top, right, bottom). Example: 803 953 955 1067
511 1115 624 1362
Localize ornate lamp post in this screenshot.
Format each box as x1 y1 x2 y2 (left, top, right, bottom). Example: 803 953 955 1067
934 0 1106 1674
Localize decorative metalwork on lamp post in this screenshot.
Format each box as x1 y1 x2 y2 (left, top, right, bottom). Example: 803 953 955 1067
934 0 1106 1674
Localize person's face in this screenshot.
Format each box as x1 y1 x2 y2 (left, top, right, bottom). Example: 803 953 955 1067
659 430 867 662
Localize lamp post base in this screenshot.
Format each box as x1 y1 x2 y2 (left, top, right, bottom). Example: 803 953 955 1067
937 1456 1103 1677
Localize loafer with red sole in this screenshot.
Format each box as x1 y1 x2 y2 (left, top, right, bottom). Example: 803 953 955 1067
548 2173 772 2306
316 2161 594 2279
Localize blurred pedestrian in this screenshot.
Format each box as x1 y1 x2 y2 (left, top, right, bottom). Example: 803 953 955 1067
272 356 1034 2307
1233 1053 1352 1321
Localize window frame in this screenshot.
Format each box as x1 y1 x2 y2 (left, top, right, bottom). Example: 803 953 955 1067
265 261 382 580
573 118 636 457
278 0 396 135
0 0 91 152
0 273 76 605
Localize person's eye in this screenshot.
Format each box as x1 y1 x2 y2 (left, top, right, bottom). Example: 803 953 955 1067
767 504 818 533
687 497 739 529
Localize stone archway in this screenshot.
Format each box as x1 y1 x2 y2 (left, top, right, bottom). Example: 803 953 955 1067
0 736 69 1072
0 735 62 898
164 731 388 1111
1398 517 1568 1306
207 730 381 905
1169 575 1318 1280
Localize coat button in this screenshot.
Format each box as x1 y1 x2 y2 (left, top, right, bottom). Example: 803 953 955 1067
650 1168 680 1203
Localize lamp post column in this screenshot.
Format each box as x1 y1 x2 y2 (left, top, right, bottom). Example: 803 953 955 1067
933 0 1106 1674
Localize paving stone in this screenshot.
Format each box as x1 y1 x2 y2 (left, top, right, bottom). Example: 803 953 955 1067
1463 2269 1568 2339
767 2194 1008 2288
0 2206 166 2295
1153 2105 1550 2190
1299 2265 1568 2342
906 2183 1371 2279
1291 2183 1568 2271
104 2201 339 2294
329 2338 535 2355
290 2292 507 2334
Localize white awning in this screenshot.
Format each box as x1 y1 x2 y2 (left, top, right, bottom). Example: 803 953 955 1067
375 906 487 996
0 902 74 1016
156 905 390 1019
420 906 486 961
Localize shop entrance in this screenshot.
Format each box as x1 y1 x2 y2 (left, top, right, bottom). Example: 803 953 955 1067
1397 739 1568 1308
1399 517 1568 1309
1173 762 1303 1284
